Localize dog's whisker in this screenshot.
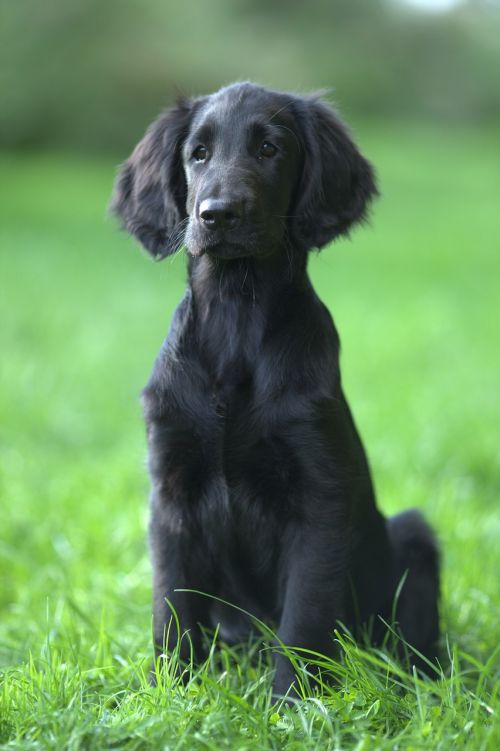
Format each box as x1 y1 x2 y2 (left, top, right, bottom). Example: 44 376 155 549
268 99 296 122
164 217 189 259
272 123 302 154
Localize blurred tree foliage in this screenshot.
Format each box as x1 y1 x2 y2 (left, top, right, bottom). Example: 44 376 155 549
1 0 499 153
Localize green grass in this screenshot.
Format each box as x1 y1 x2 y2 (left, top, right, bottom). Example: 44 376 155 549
0 123 499 749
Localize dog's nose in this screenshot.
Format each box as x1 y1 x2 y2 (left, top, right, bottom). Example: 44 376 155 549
199 198 243 230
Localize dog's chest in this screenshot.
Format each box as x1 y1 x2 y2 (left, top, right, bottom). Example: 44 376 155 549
208 363 301 509
146 289 313 518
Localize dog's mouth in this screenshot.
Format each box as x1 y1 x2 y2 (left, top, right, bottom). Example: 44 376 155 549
189 246 252 261
187 228 262 260
186 221 284 260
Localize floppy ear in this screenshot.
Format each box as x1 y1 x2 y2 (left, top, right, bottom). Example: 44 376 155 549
110 98 195 258
291 97 378 250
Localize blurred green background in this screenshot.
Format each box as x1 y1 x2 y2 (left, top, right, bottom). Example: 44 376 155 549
1 0 500 152
1 1 500 746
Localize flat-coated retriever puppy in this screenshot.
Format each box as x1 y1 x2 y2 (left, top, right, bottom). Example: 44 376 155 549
111 82 440 696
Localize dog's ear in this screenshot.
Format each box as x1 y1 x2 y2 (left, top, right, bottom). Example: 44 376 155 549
110 98 195 259
291 97 378 250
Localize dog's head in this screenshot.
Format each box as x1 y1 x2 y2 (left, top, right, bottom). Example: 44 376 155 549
110 82 378 260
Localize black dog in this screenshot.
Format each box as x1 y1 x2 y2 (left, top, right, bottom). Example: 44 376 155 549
111 82 440 695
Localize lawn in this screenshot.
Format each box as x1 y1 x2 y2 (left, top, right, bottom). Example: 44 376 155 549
0 123 499 749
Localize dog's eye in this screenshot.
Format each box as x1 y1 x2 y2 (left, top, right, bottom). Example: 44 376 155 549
192 145 208 162
259 141 278 159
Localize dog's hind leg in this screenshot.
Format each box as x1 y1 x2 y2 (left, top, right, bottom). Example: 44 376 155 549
386 509 441 674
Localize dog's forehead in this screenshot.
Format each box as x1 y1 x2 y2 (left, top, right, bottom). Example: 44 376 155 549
192 84 295 134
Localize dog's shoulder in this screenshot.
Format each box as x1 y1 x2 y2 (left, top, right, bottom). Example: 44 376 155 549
141 290 198 414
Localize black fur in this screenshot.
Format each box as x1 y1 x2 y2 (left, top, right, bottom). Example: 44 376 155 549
111 82 440 696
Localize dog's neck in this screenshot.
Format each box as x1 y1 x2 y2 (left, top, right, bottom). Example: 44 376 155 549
187 246 310 378
188 246 308 307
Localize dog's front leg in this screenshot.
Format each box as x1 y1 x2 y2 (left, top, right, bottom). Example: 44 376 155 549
149 501 211 672
146 415 215 678
273 520 350 698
